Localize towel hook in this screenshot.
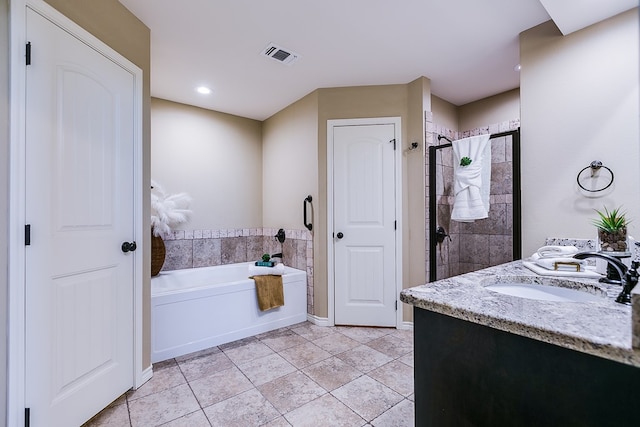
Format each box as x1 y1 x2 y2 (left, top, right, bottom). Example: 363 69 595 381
576 160 614 192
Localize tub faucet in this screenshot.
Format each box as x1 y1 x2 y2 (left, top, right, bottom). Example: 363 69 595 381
271 252 283 261
572 252 637 305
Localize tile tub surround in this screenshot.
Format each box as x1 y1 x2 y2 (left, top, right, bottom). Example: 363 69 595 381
162 228 315 315
400 260 640 367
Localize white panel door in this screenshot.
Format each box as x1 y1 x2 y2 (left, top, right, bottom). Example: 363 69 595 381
25 7 135 426
333 123 397 326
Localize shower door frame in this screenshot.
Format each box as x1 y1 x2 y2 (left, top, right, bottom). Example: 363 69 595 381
428 129 522 282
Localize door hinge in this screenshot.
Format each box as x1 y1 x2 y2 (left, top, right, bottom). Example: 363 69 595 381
26 42 31 66
25 224 31 246
394 220 397 230
25 408 30 427
395 300 398 311
389 138 396 150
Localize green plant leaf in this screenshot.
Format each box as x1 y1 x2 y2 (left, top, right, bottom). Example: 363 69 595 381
591 206 630 232
460 156 472 167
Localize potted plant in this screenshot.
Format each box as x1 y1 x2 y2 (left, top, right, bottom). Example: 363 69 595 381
151 181 192 275
592 206 630 253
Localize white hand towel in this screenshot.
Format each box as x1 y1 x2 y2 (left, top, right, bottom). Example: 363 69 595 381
248 263 285 276
451 134 491 222
536 245 579 258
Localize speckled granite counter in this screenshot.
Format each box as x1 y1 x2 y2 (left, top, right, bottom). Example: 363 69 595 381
400 260 640 367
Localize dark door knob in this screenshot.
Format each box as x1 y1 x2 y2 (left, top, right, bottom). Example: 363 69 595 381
121 241 137 253
336 232 344 239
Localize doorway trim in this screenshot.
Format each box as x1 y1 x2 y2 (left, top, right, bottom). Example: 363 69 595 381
8 0 146 425
326 117 403 328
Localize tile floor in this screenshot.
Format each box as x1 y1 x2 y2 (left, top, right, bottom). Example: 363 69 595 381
83 322 415 427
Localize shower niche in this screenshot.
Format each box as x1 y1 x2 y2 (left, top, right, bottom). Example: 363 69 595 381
428 129 521 282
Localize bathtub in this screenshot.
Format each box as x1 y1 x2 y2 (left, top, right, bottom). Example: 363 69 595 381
151 262 307 362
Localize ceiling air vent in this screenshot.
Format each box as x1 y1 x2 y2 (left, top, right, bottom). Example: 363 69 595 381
262 43 301 66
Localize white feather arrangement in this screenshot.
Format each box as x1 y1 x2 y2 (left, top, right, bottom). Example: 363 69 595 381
151 180 192 238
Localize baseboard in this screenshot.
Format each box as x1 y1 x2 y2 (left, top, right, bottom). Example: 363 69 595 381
135 365 153 389
399 321 413 331
307 314 332 326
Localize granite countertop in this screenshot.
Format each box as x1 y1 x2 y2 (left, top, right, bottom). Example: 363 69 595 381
400 261 640 367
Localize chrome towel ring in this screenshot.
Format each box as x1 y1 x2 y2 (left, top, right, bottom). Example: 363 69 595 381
576 160 614 193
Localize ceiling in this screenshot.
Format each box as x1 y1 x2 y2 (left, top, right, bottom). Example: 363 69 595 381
119 0 638 121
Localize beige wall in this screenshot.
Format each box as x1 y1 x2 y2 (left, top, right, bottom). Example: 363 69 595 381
151 98 263 230
431 95 459 131
315 83 424 319
1 0 8 421
520 10 639 256
262 92 319 229
41 0 153 367
404 77 430 321
459 89 520 131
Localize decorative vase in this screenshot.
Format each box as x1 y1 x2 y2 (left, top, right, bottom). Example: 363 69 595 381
598 227 627 253
151 230 166 276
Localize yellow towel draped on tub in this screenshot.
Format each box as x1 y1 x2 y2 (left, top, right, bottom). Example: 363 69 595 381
250 275 284 311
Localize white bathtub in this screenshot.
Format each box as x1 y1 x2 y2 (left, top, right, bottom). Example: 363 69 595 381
151 262 307 362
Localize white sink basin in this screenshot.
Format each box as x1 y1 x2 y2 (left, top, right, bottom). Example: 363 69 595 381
482 276 606 303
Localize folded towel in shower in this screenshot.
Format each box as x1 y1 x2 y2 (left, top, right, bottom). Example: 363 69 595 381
248 263 285 276
251 275 284 311
535 245 579 259
534 257 586 272
451 134 491 222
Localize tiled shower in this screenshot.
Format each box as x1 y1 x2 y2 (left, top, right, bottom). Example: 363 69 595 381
425 115 521 281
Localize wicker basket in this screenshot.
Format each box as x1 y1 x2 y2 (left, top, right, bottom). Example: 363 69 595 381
151 232 166 276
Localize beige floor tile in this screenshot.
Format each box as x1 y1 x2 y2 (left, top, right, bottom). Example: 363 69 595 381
223 340 275 364
279 341 332 369
312 332 360 355
255 326 292 339
178 351 234 382
128 383 200 427
336 326 393 344
174 346 221 363
336 345 394 373
128 360 186 401
371 399 415 427
203 388 280 427
331 375 403 422
260 329 309 352
82 402 130 427
302 357 362 392
160 409 211 426
291 322 336 341
368 360 414 397
261 416 292 426
398 351 414 368
218 335 258 350
366 335 413 359
390 328 414 343
257 371 326 413
189 366 253 407
237 353 297 386
284 394 366 427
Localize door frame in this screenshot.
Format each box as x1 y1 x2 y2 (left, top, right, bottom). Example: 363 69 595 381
327 117 403 328
8 0 147 425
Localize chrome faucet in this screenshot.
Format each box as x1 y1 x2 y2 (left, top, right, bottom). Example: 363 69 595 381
572 252 638 305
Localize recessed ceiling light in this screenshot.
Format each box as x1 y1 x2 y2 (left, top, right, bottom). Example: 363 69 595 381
196 86 212 95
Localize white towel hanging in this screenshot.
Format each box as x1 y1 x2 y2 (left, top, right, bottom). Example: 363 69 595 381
451 134 491 222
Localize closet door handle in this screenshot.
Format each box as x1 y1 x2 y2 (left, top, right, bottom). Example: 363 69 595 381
336 232 344 239
303 195 313 231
